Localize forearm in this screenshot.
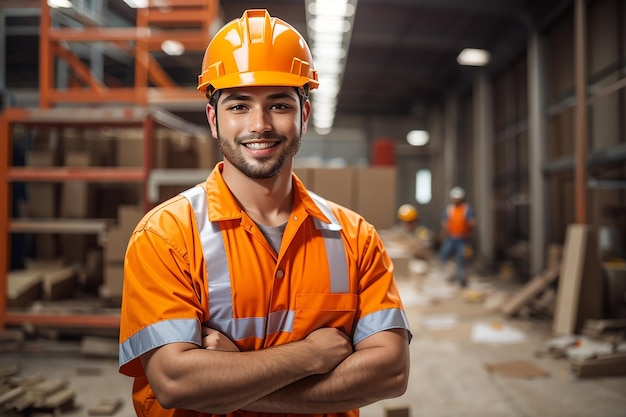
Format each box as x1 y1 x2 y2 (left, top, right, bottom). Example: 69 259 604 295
244 330 410 414
143 341 326 413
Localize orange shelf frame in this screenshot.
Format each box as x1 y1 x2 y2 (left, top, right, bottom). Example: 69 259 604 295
38 0 218 109
1 0 217 331
4 312 121 329
0 106 160 330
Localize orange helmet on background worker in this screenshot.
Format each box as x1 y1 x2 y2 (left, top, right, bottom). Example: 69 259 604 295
397 204 419 223
197 9 319 100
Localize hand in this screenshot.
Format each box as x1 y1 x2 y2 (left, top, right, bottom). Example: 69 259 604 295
304 328 353 374
202 327 240 352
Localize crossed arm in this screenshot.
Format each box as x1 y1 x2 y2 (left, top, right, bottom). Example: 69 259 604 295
140 327 410 414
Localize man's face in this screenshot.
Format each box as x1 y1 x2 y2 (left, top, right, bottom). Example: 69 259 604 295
206 86 310 179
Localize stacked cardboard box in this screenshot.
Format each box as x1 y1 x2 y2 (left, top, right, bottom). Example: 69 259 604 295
100 205 144 304
60 151 95 265
294 166 397 230
25 150 58 259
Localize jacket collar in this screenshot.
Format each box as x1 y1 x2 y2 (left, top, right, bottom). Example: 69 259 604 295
204 162 334 227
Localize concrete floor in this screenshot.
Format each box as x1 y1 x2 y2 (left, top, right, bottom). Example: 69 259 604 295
1 264 626 417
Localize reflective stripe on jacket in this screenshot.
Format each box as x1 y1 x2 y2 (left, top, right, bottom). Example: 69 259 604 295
119 162 411 417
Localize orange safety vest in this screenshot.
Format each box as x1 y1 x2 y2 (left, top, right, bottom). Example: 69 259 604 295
444 203 473 238
119 162 411 417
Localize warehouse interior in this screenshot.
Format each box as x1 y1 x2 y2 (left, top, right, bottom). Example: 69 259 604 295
1 0 626 416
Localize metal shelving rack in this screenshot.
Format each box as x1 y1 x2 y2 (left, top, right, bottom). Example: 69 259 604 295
0 0 218 330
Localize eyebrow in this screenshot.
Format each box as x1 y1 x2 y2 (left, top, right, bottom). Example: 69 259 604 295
221 91 298 104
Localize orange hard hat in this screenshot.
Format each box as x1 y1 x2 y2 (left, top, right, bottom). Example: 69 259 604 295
197 9 319 97
397 204 418 222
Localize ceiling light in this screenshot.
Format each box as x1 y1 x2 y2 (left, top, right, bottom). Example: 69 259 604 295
309 17 352 34
312 33 345 45
406 130 429 146
123 0 148 8
161 40 185 56
48 0 72 7
308 1 355 18
457 48 491 66
312 46 346 59
312 60 344 74
315 127 332 135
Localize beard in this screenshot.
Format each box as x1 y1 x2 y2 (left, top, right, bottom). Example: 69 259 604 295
216 129 301 179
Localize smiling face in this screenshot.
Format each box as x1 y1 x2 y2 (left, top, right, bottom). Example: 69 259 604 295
206 86 310 180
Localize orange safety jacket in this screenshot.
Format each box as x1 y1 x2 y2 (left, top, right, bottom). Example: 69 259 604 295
119 162 412 417
443 203 475 239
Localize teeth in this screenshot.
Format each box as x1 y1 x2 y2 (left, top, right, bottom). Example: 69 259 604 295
245 142 276 150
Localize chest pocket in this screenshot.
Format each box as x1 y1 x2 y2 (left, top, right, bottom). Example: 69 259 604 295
293 293 357 340
180 185 353 343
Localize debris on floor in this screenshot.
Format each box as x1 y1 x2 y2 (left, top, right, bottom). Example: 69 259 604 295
471 321 528 345
485 360 550 378
539 318 626 378
0 365 75 416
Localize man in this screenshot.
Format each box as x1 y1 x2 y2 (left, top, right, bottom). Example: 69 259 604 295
393 204 435 259
438 186 476 287
118 9 411 417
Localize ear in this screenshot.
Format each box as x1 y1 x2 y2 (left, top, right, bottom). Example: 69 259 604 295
206 103 218 139
301 99 311 135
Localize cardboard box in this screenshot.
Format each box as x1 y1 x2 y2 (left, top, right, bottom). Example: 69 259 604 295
293 167 314 190
195 135 217 169
117 205 144 234
104 226 131 262
116 135 144 167
354 166 397 230
101 263 124 302
311 167 355 209
60 182 93 218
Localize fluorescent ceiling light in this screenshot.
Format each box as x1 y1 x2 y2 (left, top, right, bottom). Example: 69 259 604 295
457 48 491 66
123 0 148 8
161 40 185 56
315 126 332 135
312 47 346 60
309 17 352 34
308 1 355 18
48 0 72 7
313 60 343 74
312 33 345 45
406 130 429 146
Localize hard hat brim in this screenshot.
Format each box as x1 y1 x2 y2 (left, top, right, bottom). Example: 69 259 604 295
198 71 319 93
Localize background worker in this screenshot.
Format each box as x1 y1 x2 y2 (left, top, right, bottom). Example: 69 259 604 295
118 9 411 417
438 186 476 287
394 204 435 259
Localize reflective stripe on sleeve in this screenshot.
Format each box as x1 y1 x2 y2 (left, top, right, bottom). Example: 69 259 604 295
353 308 412 345
119 318 201 367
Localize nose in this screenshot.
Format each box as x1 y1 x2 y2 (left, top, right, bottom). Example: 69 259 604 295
248 106 271 134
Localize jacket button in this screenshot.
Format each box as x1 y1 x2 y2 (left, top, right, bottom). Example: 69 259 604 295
276 269 284 279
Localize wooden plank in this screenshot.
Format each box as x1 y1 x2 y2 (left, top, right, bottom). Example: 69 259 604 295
571 352 626 378
500 268 559 317
553 224 603 335
7 270 43 308
41 388 75 409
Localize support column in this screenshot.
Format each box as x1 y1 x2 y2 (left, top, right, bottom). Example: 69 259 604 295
528 30 549 275
443 94 459 194
473 71 494 266
574 0 588 224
